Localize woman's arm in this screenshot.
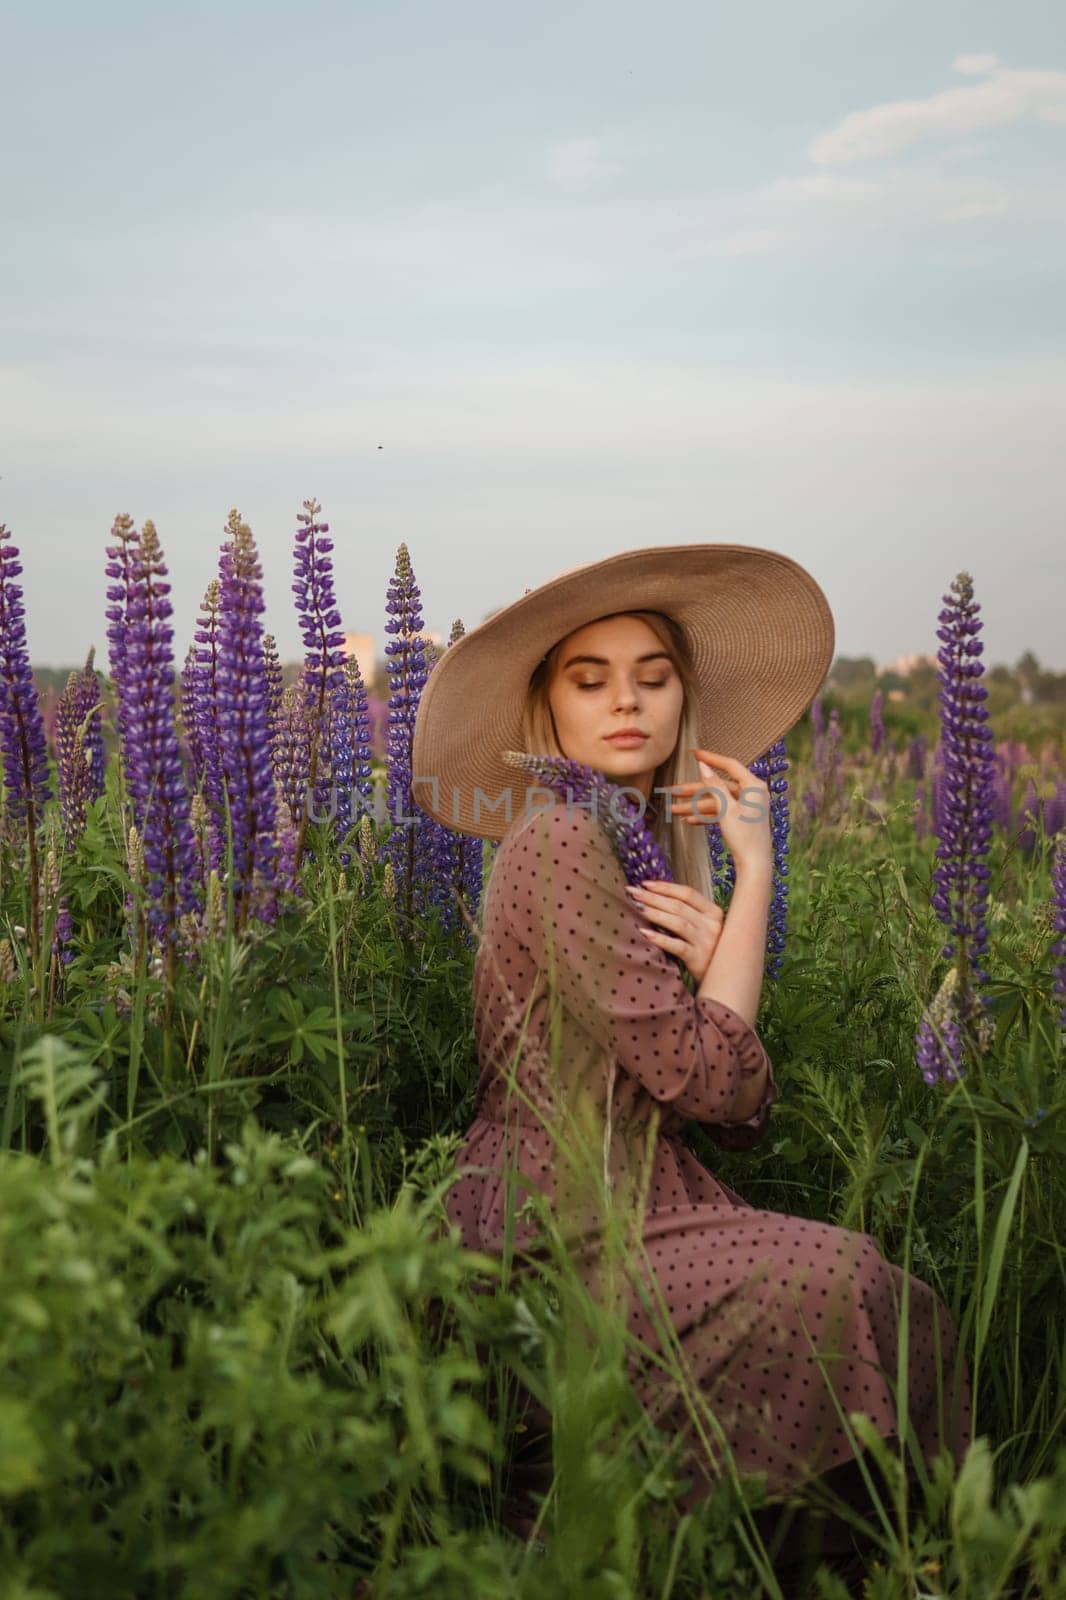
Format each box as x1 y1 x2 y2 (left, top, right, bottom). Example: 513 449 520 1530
504 805 775 1125
696 860 773 1122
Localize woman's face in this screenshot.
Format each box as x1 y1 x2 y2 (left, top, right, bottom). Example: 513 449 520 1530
547 614 685 802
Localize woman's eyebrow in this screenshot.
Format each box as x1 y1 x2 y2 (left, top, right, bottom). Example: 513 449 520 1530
560 651 673 670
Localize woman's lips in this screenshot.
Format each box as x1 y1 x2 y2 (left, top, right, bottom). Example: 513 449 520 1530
604 733 649 746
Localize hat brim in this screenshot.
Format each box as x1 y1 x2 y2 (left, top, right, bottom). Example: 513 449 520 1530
410 543 834 840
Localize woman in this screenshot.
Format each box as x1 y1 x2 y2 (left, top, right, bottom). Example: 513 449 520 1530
411 544 972 1553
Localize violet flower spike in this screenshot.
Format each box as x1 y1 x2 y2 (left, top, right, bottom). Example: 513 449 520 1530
500 750 675 892
0 525 53 832
107 516 201 954
382 542 433 927
215 510 279 930
54 648 105 847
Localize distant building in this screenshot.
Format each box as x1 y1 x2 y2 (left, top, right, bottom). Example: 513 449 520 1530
880 652 938 678
341 632 376 681
341 628 445 682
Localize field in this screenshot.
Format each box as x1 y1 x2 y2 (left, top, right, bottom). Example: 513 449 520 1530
0 509 1064 1598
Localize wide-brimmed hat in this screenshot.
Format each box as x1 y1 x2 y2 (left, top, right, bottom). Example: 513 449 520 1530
410 543 834 840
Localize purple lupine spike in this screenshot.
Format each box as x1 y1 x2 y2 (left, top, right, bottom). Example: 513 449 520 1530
916 969 965 1086
419 618 485 938
0 525 53 832
273 678 312 828
382 543 433 927
54 650 105 847
179 644 204 781
51 894 75 967
0 523 52 965
104 515 140 713
264 813 301 922
917 570 996 1084
810 692 825 741
1052 830 1066 1028
292 499 347 866
989 761 1012 833
215 510 278 931
906 733 928 783
330 653 376 864
751 737 790 979
108 516 201 956
707 819 735 899
1043 780 1066 840
500 750 676 896
410 617 476 931
450 619 484 940
869 690 885 757
261 632 284 751
192 577 226 869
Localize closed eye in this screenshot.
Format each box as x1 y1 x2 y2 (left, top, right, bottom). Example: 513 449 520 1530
576 681 670 691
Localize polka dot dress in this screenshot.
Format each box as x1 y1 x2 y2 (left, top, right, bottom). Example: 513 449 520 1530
444 804 972 1508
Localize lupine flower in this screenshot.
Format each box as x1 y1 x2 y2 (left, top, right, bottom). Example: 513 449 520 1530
329 653 376 861
1052 830 1066 1028
751 737 790 979
906 733 928 783
708 818 735 899
989 762 1012 834
382 543 433 924
105 517 200 956
0 525 52 832
54 649 105 847
292 499 346 864
191 578 226 866
417 618 485 938
995 739 1031 787
261 632 284 750
273 678 312 828
916 967 965 1086
359 811 377 866
917 570 996 1083
1043 780 1066 839
189 789 211 892
810 692 825 741
803 703 844 829
179 644 203 780
215 511 278 929
0 524 53 963
500 750 676 891
869 690 885 756
51 895 75 967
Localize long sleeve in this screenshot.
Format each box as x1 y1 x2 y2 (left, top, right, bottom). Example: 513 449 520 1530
500 803 777 1129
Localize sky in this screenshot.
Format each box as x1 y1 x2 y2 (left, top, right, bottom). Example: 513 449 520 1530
2 0 1064 673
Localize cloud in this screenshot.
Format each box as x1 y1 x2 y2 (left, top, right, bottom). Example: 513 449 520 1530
676 166 1018 257
676 55 1066 257
808 61 1066 165
547 137 617 187
953 53 1001 76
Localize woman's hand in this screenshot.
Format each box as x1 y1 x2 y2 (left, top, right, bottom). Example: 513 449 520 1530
665 748 772 876
626 879 725 985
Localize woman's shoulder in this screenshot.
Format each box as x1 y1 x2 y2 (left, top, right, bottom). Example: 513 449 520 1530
497 799 610 859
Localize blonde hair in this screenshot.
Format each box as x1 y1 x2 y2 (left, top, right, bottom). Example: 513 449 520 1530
508 608 717 905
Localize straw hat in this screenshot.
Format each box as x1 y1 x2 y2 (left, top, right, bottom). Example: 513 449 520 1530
410 543 834 840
